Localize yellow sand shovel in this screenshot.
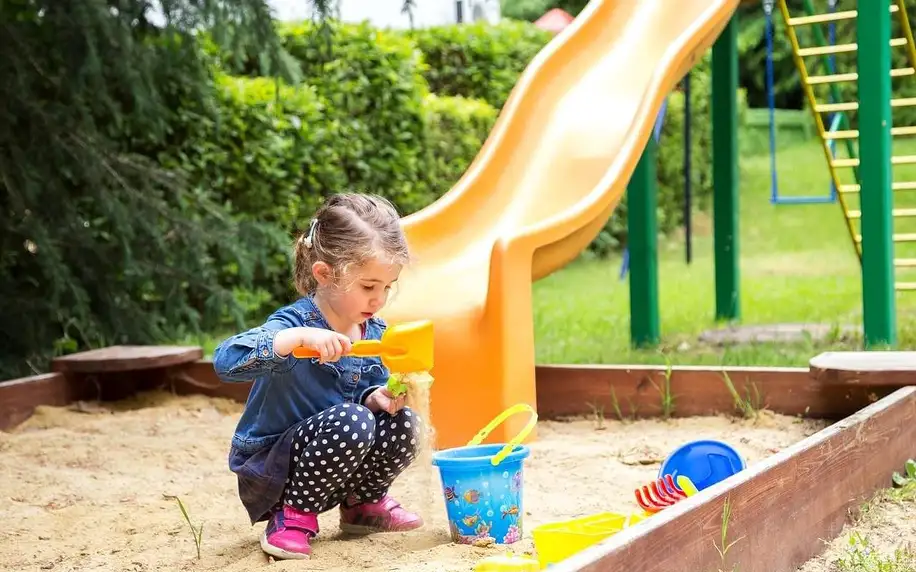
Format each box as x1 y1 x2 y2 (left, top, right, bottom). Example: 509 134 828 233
291 319 434 395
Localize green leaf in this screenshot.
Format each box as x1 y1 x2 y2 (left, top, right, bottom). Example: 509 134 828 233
388 373 409 397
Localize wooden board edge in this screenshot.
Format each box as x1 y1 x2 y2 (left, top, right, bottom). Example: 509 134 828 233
51 346 204 374
0 372 96 431
549 386 916 572
1 360 904 432
809 351 916 387
534 363 897 420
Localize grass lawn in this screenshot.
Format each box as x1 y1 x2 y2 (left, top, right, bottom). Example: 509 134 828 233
532 127 916 367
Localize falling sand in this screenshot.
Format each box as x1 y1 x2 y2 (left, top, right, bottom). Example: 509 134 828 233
0 391 827 572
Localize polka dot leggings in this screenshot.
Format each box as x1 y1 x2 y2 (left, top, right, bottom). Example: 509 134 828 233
282 402 422 513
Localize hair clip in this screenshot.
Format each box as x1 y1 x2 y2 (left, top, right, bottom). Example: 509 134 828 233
303 219 318 248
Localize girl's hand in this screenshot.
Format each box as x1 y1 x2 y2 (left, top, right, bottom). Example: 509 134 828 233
364 386 406 415
274 327 352 362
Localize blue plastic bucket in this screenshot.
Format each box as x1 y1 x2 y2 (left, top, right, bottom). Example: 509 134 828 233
432 403 538 545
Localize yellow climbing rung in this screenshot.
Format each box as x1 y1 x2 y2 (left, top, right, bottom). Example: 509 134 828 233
847 208 916 219
839 181 916 193
895 259 916 268
806 68 915 84
824 129 858 140
817 102 859 113
807 73 857 84
815 97 916 113
825 126 916 140
895 282 916 291
798 43 858 56
796 38 908 57
788 5 898 26
832 156 916 168
855 233 916 243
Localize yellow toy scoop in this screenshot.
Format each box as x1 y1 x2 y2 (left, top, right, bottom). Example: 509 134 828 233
291 319 434 374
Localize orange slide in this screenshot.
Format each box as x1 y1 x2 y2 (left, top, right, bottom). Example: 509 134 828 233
380 0 739 448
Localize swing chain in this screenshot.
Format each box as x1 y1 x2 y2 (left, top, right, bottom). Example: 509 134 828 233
763 0 774 16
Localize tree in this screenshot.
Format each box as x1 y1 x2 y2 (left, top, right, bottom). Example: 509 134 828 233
0 0 298 378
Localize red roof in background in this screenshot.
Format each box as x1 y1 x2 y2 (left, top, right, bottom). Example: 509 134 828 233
534 8 574 33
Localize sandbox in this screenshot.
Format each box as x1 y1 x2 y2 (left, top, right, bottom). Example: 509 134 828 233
0 347 914 571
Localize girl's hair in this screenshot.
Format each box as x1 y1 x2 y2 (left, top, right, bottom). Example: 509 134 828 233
294 193 410 295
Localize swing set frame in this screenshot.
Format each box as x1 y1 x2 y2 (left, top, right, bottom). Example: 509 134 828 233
765 0 841 205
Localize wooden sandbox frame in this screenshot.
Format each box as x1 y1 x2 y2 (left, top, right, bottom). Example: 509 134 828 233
1 347 914 571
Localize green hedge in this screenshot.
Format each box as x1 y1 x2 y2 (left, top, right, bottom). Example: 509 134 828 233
274 21 434 215
405 20 553 110
422 93 499 196
162 25 500 308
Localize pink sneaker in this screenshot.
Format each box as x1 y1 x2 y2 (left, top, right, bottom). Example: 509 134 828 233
260 505 319 560
339 495 424 534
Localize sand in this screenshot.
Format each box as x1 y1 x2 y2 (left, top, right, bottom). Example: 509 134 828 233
0 391 827 572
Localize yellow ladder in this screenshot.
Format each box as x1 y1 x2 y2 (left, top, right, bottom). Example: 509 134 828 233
778 0 916 291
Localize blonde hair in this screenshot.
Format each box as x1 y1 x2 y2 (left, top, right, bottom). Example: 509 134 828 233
294 193 410 295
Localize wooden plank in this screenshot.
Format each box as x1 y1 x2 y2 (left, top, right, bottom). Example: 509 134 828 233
0 359 898 433
0 372 96 430
810 351 916 386
535 364 892 420
552 386 916 572
167 360 253 403
51 345 203 373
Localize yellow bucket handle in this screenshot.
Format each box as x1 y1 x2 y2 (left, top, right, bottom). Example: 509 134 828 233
466 403 538 466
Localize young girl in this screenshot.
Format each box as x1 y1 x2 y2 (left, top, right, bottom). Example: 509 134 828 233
213 193 424 561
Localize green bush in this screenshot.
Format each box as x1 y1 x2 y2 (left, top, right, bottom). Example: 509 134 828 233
161 62 497 311
422 93 498 197
278 21 434 215
405 20 553 110
157 74 344 309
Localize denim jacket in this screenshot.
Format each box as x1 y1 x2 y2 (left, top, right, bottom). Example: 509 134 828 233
212 295 389 455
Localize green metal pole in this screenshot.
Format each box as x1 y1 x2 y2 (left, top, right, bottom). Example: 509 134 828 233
858 0 896 347
712 16 740 321
628 138 660 347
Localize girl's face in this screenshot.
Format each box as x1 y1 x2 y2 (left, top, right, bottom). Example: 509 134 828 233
313 254 402 326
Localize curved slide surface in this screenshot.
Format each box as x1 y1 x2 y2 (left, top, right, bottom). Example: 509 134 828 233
379 0 739 448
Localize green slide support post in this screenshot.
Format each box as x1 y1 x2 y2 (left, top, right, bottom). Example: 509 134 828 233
712 14 740 322
858 0 897 347
628 137 660 347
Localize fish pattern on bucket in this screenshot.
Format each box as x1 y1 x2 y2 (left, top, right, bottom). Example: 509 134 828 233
442 468 524 545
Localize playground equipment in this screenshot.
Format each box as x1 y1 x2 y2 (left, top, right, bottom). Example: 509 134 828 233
777 0 916 340
764 0 840 204
378 0 913 449
379 0 741 448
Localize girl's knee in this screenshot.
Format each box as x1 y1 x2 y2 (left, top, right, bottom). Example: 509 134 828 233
394 406 422 430
376 407 422 453
323 403 377 450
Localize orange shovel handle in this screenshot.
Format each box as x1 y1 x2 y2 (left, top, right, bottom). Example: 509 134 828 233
291 339 385 359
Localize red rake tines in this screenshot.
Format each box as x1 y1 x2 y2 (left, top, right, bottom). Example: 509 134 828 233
633 474 688 514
